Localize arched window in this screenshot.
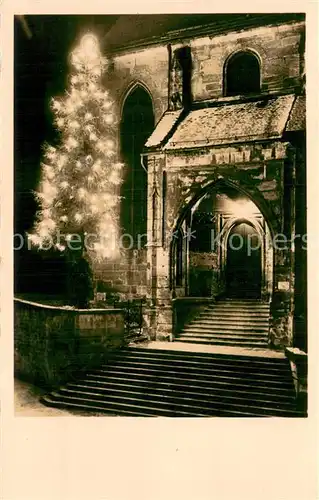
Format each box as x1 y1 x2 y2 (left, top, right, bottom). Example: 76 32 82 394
120 85 154 244
225 51 261 97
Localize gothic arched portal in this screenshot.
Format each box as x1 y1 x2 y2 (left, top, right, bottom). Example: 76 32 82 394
170 181 273 300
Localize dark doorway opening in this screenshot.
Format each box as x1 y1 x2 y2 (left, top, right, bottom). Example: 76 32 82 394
226 222 261 298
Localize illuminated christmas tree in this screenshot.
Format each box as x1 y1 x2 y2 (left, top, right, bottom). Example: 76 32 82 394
30 33 123 306
30 34 123 258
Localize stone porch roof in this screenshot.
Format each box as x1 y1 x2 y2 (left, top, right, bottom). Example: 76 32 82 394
145 109 183 148
286 95 306 132
164 94 295 150
145 94 305 152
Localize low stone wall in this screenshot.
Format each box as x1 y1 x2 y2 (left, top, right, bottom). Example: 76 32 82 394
269 291 293 348
285 347 307 415
189 252 220 297
172 297 214 335
14 298 125 389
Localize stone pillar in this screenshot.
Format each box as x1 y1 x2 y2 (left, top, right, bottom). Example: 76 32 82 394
269 144 296 348
145 153 173 341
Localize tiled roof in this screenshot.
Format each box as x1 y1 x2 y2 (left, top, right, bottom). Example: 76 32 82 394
145 110 184 148
286 96 306 132
164 94 295 150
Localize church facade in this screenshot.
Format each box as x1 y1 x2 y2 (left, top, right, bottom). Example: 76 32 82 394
89 14 306 351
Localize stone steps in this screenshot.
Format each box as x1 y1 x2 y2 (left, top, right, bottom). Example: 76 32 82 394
180 332 268 342
197 315 269 323
41 347 303 417
176 299 270 348
177 337 268 348
183 323 269 332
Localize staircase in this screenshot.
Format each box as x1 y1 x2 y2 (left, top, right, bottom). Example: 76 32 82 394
176 299 270 347
41 347 303 417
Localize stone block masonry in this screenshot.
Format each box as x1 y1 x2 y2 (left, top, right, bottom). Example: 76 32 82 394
188 22 304 100
104 44 169 126
14 298 125 388
93 248 148 300
87 18 305 349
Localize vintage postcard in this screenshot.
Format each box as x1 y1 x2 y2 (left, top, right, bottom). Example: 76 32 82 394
1 2 318 499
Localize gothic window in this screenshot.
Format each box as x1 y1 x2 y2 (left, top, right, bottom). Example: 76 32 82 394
170 46 192 110
120 85 154 245
225 51 261 96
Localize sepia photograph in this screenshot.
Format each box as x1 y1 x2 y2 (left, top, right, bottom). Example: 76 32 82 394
14 13 307 418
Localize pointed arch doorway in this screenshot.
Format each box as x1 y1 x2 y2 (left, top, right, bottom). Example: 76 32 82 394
226 221 262 299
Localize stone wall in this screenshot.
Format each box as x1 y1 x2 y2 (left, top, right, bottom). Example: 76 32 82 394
91 45 169 299
164 141 288 238
104 44 169 129
93 248 148 300
14 298 125 388
184 21 304 100
105 21 304 113
189 251 219 297
101 23 302 210
89 20 303 346
91 21 304 306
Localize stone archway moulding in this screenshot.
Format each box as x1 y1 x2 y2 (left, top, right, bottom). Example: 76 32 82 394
171 177 277 239
169 178 274 299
